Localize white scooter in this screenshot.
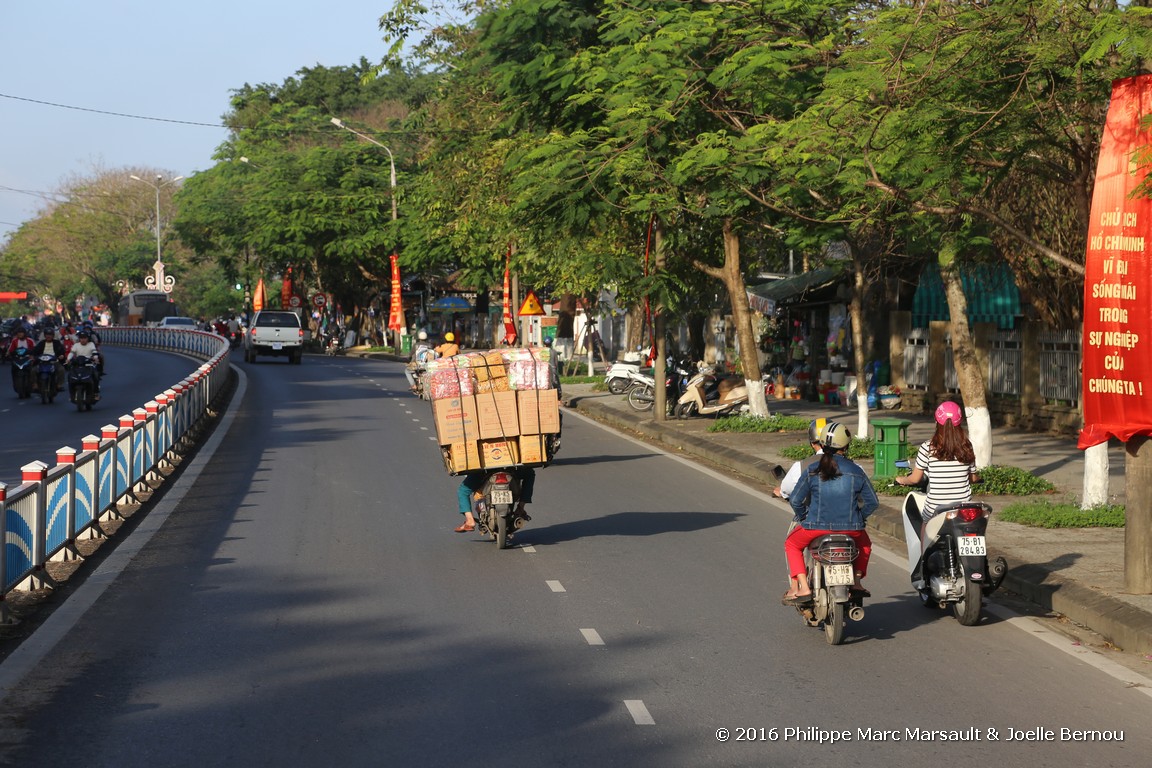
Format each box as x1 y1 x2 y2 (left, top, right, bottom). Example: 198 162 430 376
673 367 749 418
895 460 1008 625
604 350 649 394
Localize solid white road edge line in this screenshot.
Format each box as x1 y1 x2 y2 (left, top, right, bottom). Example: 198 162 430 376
0 365 249 703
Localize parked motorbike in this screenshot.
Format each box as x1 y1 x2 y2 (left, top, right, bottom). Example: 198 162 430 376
793 534 867 645
673 367 749 418
37 353 60 404
10 348 34 398
896 459 1008 625
623 358 695 412
605 359 645 395
472 470 528 549
67 355 100 412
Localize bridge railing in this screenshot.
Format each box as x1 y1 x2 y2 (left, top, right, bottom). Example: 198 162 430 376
0 328 230 611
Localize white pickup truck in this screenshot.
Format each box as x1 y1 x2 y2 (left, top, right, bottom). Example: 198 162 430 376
243 310 304 364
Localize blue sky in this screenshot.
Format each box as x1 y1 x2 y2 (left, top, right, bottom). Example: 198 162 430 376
0 2 396 242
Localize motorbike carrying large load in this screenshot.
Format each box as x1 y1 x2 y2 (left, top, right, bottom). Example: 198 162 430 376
426 347 561 475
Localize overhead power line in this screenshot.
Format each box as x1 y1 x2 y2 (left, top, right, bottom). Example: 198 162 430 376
0 91 225 128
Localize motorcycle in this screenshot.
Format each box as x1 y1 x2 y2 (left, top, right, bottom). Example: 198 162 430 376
896 460 1008 625
793 534 867 645
673 367 750 418
472 470 529 549
624 358 695 412
11 348 34 398
67 355 100 412
37 353 60 404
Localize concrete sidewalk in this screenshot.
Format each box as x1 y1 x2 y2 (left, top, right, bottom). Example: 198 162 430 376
561 383 1152 657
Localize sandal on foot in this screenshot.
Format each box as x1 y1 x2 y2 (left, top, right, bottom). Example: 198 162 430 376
454 522 475 533
781 592 813 605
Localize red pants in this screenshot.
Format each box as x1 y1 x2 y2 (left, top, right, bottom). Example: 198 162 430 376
785 528 871 580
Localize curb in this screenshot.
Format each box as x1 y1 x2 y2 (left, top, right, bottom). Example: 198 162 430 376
565 394 1152 656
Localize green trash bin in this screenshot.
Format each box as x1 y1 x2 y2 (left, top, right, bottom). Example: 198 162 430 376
872 417 911 479
400 334 412 355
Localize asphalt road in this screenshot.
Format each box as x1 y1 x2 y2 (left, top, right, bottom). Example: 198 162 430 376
0 347 203 486
0 355 1148 767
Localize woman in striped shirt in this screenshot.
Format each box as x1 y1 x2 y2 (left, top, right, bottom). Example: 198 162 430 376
894 401 979 520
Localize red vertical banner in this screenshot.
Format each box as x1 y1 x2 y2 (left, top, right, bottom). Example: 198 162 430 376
388 253 404 331
502 247 517 345
1079 75 1152 449
280 266 294 309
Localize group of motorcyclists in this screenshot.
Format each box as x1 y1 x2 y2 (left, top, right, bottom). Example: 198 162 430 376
777 402 979 608
5 319 103 402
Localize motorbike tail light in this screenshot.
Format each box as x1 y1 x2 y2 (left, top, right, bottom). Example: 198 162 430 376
491 472 513 484
949 506 988 523
814 540 858 564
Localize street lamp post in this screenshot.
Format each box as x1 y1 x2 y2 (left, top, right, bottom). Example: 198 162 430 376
331 118 402 351
129 173 183 293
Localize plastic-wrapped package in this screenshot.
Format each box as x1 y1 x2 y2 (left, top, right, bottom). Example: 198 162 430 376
507 360 553 390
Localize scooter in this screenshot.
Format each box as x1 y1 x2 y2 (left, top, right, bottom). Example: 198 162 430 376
11 348 34 398
605 359 646 394
673 367 749 418
37 354 60 404
67 355 100 412
793 534 867 645
472 470 529 549
896 460 1008 625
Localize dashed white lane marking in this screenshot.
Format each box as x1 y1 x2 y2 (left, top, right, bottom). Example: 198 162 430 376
580 628 604 646
420 426 428 430
520 545 536 554
546 580 566 593
429 436 437 441
624 700 655 725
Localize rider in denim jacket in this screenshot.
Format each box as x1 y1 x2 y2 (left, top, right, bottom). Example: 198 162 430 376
783 422 878 604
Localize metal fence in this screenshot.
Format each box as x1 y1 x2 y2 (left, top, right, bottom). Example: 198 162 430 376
0 329 229 609
1039 329 1081 404
902 327 1081 407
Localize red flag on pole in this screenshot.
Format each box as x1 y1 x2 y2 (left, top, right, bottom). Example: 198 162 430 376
502 247 517 345
388 253 404 332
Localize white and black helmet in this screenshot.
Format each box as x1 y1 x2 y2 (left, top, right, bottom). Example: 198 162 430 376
821 421 851 451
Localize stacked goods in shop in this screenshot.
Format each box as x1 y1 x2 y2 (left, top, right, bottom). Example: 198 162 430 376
428 347 561 474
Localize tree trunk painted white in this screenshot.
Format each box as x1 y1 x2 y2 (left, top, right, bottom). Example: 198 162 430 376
941 255 992 467
698 220 771 417
965 405 992 470
1081 442 1109 509
848 245 870 439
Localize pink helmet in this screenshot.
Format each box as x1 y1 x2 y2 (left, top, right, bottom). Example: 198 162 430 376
935 401 962 426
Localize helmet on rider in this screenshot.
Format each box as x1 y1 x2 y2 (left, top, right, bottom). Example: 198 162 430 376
77 329 91 339
43 327 55 336
935 401 963 427
417 330 428 341
807 418 827 445
821 422 852 451
444 332 455 342
15 327 27 335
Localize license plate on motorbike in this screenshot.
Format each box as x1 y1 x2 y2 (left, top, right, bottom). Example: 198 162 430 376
271 343 283 350
825 564 854 585
958 536 987 556
490 490 514 505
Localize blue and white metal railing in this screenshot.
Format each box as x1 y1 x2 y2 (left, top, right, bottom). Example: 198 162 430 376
0 329 230 610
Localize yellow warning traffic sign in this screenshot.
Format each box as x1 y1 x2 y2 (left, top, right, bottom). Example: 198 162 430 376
518 290 545 316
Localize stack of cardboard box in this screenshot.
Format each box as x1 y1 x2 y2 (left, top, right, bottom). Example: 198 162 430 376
429 348 561 474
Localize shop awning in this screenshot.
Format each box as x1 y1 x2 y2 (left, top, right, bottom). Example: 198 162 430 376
912 261 1020 330
747 265 846 314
